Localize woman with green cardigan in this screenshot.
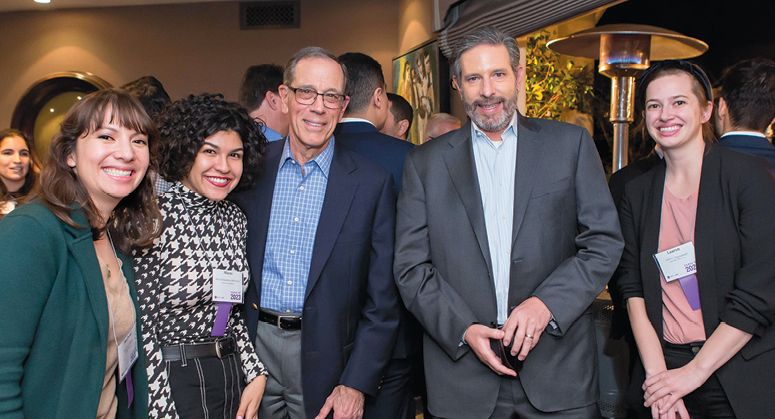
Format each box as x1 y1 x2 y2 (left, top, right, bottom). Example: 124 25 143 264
0 89 162 419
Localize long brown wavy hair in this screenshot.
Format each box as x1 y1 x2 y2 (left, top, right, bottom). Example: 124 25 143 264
35 88 162 252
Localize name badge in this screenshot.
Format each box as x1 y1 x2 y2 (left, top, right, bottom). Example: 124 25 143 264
653 242 697 282
212 268 243 304
118 327 138 382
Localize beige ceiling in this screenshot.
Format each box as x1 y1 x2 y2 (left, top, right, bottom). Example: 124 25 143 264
0 0 236 13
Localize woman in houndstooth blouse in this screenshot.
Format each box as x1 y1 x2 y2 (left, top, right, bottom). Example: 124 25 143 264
134 93 267 419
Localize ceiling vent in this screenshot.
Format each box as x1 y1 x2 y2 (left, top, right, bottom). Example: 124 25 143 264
240 1 300 30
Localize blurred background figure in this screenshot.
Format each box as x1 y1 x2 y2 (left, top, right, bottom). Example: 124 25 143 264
122 76 173 195
714 58 775 171
424 113 461 142
382 93 413 142
0 129 38 218
239 64 289 143
122 76 171 123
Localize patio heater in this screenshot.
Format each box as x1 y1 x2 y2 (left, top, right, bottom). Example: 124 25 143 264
547 24 707 171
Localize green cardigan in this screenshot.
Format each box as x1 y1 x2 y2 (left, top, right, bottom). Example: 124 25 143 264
0 202 148 418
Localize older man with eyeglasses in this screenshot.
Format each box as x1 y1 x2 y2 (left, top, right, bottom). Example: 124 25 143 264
231 46 400 419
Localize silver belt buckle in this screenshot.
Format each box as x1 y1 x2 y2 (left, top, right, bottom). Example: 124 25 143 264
276 315 296 330
215 337 228 358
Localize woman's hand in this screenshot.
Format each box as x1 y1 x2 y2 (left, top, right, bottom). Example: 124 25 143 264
651 396 690 419
643 363 707 414
236 374 267 419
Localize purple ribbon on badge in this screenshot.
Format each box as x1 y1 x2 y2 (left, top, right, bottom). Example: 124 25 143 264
126 373 133 407
212 302 231 336
678 274 701 311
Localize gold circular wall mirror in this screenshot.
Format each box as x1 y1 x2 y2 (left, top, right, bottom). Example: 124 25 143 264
11 72 112 164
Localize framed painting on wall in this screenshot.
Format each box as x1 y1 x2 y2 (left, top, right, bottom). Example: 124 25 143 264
392 38 449 144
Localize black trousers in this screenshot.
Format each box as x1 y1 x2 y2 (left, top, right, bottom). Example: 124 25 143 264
661 342 736 419
167 352 246 419
362 358 414 419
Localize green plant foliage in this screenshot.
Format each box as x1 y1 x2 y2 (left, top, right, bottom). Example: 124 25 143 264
526 30 594 120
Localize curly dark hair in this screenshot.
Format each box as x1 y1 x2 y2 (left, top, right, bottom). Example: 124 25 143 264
157 93 266 192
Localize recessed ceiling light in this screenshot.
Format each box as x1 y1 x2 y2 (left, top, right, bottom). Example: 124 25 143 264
35 0 51 4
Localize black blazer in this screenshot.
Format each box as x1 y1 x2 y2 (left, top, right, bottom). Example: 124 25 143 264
616 143 775 419
608 150 663 340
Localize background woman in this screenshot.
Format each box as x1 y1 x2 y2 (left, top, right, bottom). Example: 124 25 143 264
616 60 775 419
0 88 160 418
0 129 38 217
134 93 267 419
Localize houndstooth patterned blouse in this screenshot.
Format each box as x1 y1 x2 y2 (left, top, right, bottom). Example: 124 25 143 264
134 182 266 418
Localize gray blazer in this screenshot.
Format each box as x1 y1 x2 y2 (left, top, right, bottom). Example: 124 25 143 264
394 114 624 417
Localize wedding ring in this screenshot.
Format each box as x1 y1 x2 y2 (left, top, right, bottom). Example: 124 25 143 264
525 334 534 339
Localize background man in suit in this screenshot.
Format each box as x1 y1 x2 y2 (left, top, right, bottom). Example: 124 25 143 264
715 57 775 170
424 112 462 142
239 64 290 142
335 53 415 191
394 27 623 418
335 51 417 419
233 47 400 419
382 93 413 142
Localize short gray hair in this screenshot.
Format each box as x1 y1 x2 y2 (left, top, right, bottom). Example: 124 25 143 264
428 112 461 127
452 27 520 83
283 46 350 96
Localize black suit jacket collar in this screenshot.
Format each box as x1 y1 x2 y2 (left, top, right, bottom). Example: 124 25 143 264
336 120 378 134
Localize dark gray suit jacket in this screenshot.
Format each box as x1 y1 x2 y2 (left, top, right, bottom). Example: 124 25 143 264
394 114 624 417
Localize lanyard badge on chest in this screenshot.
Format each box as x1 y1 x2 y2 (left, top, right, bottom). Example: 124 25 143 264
177 190 244 336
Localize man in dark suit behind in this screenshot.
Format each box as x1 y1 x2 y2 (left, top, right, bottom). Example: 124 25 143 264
233 47 400 419
715 58 775 171
335 52 418 419
335 53 415 191
394 27 624 418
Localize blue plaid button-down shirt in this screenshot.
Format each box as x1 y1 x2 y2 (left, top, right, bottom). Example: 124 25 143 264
260 137 334 313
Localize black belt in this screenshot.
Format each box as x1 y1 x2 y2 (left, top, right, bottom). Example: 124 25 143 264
161 336 237 361
664 340 705 355
259 309 302 330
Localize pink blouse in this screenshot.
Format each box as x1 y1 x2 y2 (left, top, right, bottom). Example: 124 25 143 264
658 186 706 344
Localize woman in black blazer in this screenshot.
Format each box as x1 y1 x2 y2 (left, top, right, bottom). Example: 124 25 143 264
616 60 775 419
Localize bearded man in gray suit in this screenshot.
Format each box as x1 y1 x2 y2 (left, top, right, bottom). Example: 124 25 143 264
394 27 624 418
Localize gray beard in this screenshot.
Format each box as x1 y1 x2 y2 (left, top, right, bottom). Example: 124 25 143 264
465 95 518 133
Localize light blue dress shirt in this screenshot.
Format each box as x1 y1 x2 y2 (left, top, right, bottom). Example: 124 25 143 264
260 137 334 313
263 125 285 142
471 113 518 324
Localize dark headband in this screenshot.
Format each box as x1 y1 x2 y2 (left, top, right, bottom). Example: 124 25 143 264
638 60 713 104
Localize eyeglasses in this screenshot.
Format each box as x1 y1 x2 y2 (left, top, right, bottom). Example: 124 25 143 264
288 86 346 109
